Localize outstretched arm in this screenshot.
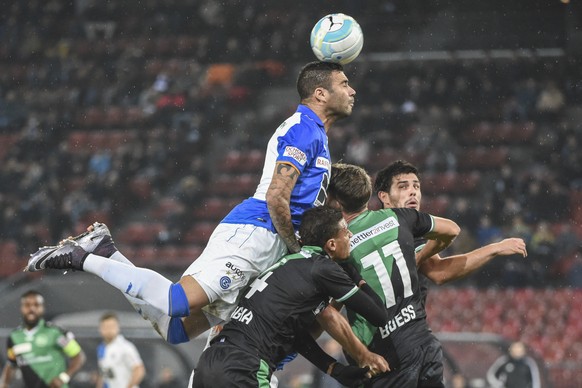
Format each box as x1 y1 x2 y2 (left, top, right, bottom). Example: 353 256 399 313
266 162 301 253
420 238 527 285
420 216 461 265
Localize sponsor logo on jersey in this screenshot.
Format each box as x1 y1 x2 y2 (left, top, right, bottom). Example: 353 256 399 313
283 146 307 165
12 343 32 355
350 217 399 249
316 157 330 170
220 276 232 290
230 306 253 324
225 262 246 281
379 304 416 339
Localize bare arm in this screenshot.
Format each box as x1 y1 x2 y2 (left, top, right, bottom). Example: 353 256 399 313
420 238 527 285
316 306 389 374
67 350 86 379
50 349 86 388
0 363 15 388
127 364 145 388
266 162 301 253
420 216 460 265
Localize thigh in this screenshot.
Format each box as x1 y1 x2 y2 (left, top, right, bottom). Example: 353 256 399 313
367 348 421 388
367 339 444 388
183 223 287 322
193 343 270 388
418 337 444 388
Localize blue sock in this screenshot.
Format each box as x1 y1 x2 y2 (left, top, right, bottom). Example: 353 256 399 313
169 283 190 317
167 317 189 344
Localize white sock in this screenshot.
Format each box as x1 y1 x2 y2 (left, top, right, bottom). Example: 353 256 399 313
83 254 172 316
109 251 134 266
102 250 171 337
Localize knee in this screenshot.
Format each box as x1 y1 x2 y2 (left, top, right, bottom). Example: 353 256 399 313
169 283 190 317
167 317 189 344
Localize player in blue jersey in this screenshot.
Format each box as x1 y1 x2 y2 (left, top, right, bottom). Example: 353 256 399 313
325 163 461 387
26 62 358 348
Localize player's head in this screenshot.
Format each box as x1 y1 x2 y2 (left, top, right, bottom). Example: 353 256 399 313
374 160 421 210
508 341 527 360
299 206 352 261
328 163 372 213
20 290 45 329
297 61 355 118
99 312 121 343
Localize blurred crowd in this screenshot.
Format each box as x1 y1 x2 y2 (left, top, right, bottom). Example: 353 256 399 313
0 0 581 289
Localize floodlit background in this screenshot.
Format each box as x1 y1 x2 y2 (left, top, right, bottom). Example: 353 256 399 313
1 0 581 386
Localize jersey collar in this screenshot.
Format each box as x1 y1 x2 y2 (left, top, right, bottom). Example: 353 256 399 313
297 104 325 130
23 319 45 335
300 245 325 256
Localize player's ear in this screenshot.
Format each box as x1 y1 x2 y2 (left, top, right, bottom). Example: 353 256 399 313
377 191 391 208
324 238 337 257
313 86 328 103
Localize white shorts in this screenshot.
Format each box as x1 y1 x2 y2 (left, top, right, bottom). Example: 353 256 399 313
182 223 288 323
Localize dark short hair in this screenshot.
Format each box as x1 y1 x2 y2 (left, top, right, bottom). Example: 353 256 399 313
299 206 344 248
374 160 420 194
100 312 119 322
329 163 372 213
21 290 43 301
297 61 344 101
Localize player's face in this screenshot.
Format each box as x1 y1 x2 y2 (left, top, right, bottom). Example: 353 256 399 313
99 318 120 343
326 71 356 117
331 219 352 261
20 295 44 329
380 173 421 210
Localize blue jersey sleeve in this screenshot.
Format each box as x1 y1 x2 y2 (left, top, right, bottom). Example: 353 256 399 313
276 122 320 174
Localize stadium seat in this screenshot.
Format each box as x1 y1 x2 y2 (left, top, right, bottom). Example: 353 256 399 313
192 197 233 221
459 147 509 170
117 222 165 245
184 222 217 245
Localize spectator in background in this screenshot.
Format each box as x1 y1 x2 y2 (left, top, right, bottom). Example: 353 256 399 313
96 312 145 388
475 215 503 246
567 247 582 288
450 373 468 388
0 290 86 388
536 81 565 122
487 341 541 388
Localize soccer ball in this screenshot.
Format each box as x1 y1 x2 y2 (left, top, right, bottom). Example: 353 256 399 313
310 13 364 65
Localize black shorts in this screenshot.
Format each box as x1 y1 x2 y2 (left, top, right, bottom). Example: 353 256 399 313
192 340 271 388
367 336 444 388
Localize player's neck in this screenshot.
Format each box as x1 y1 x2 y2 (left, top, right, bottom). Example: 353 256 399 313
344 208 367 223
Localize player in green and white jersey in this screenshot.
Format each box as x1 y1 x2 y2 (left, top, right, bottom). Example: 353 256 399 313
0 290 85 388
326 163 460 388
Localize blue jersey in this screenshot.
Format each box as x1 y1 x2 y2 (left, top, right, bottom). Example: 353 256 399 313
222 105 331 233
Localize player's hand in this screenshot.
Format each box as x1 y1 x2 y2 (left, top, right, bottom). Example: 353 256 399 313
496 238 527 257
329 363 370 387
357 350 390 375
49 377 65 388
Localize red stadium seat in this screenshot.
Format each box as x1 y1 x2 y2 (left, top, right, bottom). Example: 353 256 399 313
184 222 217 245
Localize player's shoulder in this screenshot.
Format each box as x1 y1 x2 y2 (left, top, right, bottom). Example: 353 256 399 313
310 253 343 275
44 321 70 334
9 326 24 336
